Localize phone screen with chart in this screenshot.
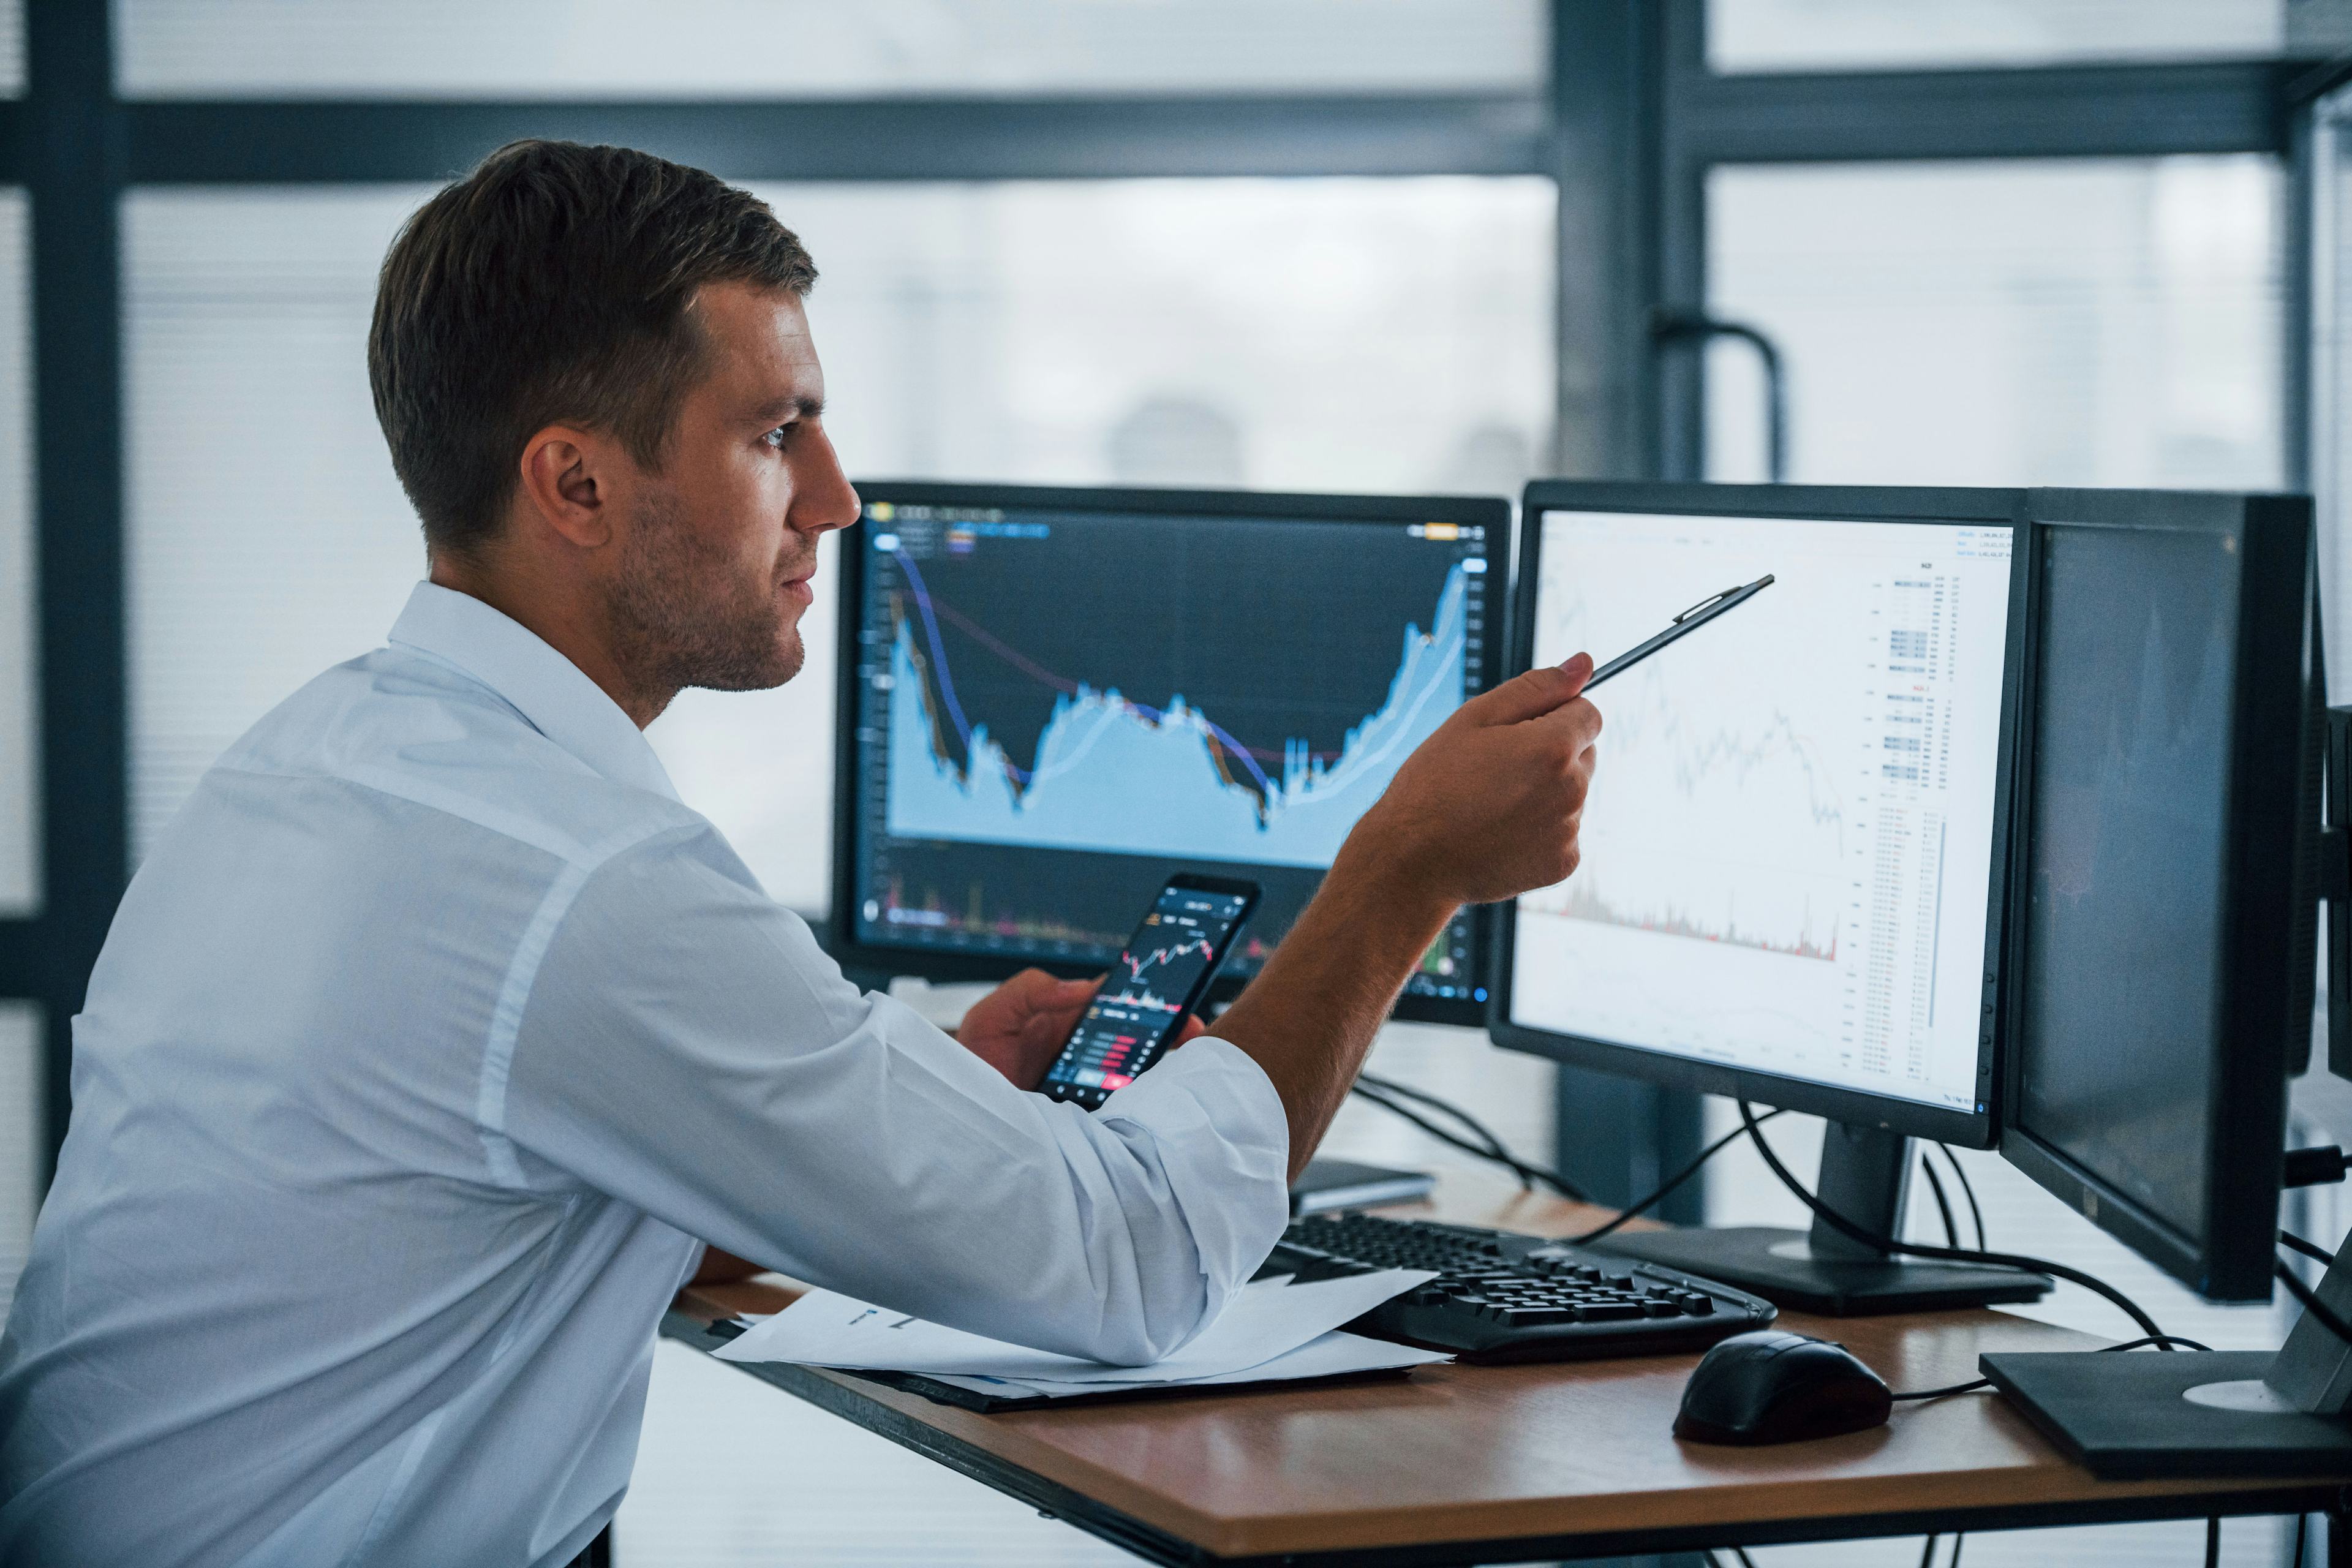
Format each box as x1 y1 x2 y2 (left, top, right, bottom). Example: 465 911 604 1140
1040 878 1257 1109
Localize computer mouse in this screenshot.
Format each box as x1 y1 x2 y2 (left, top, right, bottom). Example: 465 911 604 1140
1673 1329 1892 1446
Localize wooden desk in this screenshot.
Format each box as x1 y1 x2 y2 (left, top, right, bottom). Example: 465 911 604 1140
663 1174 2352 1566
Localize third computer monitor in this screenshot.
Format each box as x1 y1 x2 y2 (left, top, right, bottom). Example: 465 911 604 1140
1490 482 2027 1148
832 482 1507 1024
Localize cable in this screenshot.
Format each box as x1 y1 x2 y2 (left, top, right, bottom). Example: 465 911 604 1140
1737 1103 2169 1344
1566 1109 1790 1246
2205 1514 2218 1568
1887 1338 2211 1405
1353 1072 1526 1185
1346 1082 1593 1203
2293 1509 2309 1568
2275 1259 2352 1348
1949 1534 1964 1568
2280 1227 2337 1267
1937 1143 1986 1251
1917 1532 1939 1568
1920 1151 1959 1249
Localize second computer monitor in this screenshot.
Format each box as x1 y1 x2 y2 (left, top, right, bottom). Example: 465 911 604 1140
833 482 1506 1023
1491 483 2026 1148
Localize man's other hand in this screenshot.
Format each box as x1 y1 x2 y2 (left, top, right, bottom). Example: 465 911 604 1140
957 968 1205 1091
1347 651 1602 908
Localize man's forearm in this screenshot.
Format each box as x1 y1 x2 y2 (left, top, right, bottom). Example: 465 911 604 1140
1205 847 1459 1180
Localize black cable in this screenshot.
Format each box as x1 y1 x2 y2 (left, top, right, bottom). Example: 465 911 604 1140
2275 1259 2352 1348
1887 1338 2211 1405
1917 1532 1939 1568
1353 1071 1526 1186
2205 1514 2218 1568
1566 1109 1790 1246
1937 1143 1986 1251
1348 1082 1540 1184
1346 1082 1594 1202
2280 1227 2338 1267
1920 1151 1959 1249
2293 1509 2309 1568
1733 1549 1759 1568
1738 1103 2169 1344
1949 1534 1964 1568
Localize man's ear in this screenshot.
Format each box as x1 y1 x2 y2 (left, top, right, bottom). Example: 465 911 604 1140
516 424 619 550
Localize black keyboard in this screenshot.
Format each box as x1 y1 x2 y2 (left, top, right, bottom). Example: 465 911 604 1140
1268 1213 1777 1363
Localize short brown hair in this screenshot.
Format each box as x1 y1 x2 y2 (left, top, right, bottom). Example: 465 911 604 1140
368 139 817 556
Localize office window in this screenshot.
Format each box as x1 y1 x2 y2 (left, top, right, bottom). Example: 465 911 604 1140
124 187 435 862
2313 89 2352 698
116 0 1544 99
0 1002 36 1319
0 1 20 97
0 189 32 915
655 177 1553 914
123 178 1551 916
1700 157 2291 1568
1704 157 2283 491
1709 0 2294 74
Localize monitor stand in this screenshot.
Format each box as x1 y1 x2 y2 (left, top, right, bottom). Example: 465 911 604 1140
1981 1250 2352 1479
1590 1120 2052 1315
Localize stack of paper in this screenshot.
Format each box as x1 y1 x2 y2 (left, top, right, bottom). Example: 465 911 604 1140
714 1267 1450 1399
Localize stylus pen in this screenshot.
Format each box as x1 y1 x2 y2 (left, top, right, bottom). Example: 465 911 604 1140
1580 573 1775 692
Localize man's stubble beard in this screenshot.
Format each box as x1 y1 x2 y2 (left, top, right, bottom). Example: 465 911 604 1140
605 483 806 706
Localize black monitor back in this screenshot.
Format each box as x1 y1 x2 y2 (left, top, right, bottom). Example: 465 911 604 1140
2000 488 2320 1302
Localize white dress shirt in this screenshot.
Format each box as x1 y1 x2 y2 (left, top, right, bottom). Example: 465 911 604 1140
0 582 1289 1568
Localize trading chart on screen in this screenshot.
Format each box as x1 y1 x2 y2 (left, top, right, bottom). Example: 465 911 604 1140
848 499 1491 999
1508 509 2013 1110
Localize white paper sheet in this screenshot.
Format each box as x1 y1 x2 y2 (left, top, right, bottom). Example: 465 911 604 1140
713 1268 1435 1385
917 1328 1450 1400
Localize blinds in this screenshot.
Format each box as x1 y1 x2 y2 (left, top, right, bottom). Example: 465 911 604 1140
116 0 1543 100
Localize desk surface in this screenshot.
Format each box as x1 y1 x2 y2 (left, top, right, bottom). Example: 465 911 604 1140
667 1174 2350 1566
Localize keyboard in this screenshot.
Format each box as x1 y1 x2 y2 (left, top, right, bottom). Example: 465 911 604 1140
1269 1213 1777 1363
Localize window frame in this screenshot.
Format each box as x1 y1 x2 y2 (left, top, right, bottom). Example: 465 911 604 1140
0 1 2316 1201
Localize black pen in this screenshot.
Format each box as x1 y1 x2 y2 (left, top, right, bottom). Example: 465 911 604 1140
1580 574 1776 691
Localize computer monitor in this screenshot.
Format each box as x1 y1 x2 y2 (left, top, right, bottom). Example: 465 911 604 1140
1975 491 2342 1479
1998 488 2321 1305
831 481 1507 1025
1490 480 2045 1313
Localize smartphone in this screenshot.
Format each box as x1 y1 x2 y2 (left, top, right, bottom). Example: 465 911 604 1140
1038 873 1261 1109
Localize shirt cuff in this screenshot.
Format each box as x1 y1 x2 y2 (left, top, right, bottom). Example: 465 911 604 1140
1093 1036 1291 1299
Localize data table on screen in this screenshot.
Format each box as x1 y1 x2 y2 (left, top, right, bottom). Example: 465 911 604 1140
1510 510 2013 1112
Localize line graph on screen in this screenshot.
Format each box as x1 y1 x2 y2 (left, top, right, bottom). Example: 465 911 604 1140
1523 572 1850 964
884 549 1469 869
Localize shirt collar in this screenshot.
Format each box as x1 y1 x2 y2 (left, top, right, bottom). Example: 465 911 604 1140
387 581 681 803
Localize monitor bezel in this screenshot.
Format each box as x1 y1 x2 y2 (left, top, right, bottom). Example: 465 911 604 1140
829 479 1513 1025
1487 480 2032 1150
1996 489 2317 1302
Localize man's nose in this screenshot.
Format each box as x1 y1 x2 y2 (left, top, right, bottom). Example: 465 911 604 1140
791 428 860 535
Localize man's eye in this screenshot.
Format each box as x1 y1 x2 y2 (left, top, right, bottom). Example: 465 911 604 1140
763 424 793 450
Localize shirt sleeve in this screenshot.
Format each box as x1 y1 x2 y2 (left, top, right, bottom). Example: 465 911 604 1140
499 826 1291 1366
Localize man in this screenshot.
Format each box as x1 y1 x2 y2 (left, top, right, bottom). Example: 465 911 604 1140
0 141 1599 1566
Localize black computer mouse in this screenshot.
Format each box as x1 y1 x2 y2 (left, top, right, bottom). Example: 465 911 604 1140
1673 1329 1893 1446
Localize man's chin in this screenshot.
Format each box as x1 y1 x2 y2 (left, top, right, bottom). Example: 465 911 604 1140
683 629 802 695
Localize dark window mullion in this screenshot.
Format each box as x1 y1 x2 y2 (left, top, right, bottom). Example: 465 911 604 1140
123 94 1548 186
26 2 126 1180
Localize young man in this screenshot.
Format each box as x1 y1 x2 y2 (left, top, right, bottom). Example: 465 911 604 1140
0 141 1600 1567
